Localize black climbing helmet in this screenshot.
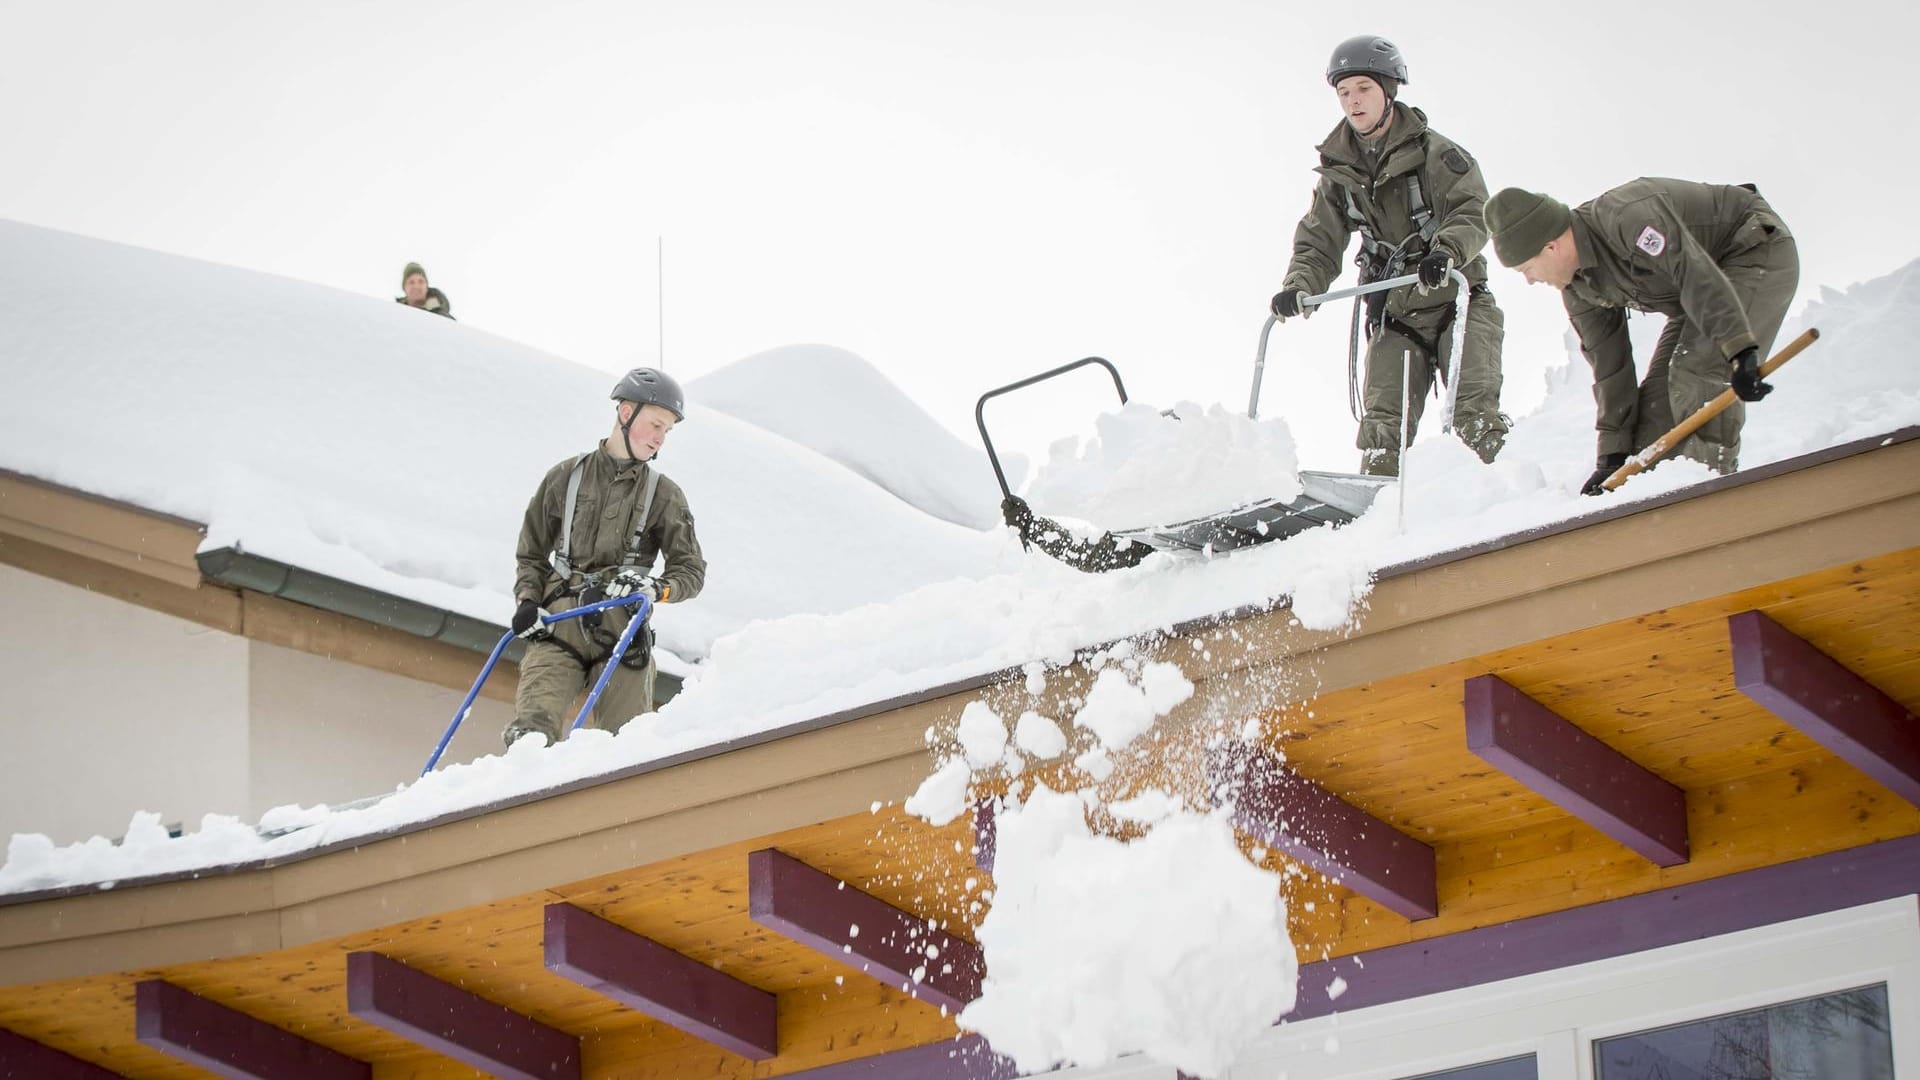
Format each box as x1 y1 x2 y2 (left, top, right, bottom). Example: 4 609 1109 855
609 367 686 422
1327 35 1408 93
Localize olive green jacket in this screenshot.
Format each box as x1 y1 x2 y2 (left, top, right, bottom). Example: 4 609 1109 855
396 287 454 319
514 444 707 607
1562 177 1785 455
1283 102 1492 319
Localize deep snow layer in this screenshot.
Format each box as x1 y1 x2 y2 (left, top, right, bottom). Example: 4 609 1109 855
3 247 1918 902
0 219 1008 670
688 343 1022 530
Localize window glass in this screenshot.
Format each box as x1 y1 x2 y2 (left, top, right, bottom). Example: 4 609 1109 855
1401 1056 1537 1080
1595 984 1893 1080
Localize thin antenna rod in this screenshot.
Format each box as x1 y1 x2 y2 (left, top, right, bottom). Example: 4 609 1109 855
657 236 665 371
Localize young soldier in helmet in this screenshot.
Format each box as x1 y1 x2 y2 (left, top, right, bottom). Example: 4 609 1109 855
1484 182 1798 493
1272 35 1507 476
503 368 707 747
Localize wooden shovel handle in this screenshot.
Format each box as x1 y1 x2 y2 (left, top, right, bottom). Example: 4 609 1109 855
1601 327 1821 492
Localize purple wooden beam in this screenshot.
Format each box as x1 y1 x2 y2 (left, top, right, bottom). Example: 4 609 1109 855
1288 831 1920 1022
972 797 997 875
1465 675 1689 866
134 980 369 1080
748 848 984 1012
542 903 776 1060
1731 609 1920 806
1208 742 1437 920
345 952 579 1080
780 833 1920 1078
0 1028 128 1079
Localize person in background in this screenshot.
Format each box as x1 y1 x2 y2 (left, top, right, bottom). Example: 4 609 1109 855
396 262 453 319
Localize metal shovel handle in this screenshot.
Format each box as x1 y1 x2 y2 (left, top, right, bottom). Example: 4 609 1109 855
975 356 1129 502
1249 268 1470 421
422 591 654 774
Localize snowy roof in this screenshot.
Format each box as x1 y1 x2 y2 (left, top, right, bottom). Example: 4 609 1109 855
2 221 1918 897
0 219 1010 669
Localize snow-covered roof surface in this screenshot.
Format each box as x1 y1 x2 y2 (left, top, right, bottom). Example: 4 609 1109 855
2 221 1917 898
0 219 1010 671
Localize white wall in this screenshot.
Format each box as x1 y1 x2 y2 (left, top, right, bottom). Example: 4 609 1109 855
1043 897 1920 1080
0 562 249 844
246 637 511 818
0 563 514 845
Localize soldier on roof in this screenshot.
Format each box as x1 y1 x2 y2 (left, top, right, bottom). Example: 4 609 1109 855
396 262 454 319
1484 180 1799 493
503 368 707 747
1271 34 1509 477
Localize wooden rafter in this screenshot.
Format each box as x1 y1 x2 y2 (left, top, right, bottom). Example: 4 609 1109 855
1464 674 1689 866
543 903 777 1060
1210 742 1438 920
748 848 983 1012
1731 609 1920 806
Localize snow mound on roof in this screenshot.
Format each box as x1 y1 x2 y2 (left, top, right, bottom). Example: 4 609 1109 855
1744 257 1920 463
689 344 1020 530
1024 401 1303 529
0 219 1004 662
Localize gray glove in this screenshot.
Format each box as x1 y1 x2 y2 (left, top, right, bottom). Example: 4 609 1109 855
604 568 662 602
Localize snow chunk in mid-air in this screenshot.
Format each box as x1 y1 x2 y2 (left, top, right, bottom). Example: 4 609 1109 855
1072 662 1193 752
958 785 1297 1079
1023 401 1303 529
904 758 973 826
1013 711 1067 760
955 701 1010 770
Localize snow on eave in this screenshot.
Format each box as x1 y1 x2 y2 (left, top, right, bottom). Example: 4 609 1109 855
4 424 1911 908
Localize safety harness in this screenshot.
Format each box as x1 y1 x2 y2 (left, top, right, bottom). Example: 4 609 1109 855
1341 162 1474 370
543 455 665 670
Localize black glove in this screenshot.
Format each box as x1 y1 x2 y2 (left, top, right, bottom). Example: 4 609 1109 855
1002 495 1035 532
511 599 551 640
1417 251 1453 292
1581 453 1631 497
1729 347 1773 403
1270 288 1307 320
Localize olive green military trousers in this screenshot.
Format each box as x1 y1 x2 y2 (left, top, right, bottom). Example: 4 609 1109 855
1632 226 1799 473
506 604 655 746
1357 287 1508 477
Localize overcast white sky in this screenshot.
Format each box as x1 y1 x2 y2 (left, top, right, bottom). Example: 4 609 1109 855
4 0 1912 472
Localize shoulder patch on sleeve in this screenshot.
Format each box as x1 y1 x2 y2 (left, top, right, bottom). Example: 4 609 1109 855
1635 225 1667 256
1441 147 1472 175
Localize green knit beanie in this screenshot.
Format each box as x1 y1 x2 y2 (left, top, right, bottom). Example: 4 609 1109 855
401 262 428 285
1485 189 1573 267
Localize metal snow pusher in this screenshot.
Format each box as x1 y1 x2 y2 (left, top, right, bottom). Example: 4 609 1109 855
978 268 1473 572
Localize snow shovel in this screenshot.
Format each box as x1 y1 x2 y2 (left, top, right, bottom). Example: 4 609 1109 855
422 591 655 775
975 358 1388 569
1600 328 1821 492
1247 266 1473 431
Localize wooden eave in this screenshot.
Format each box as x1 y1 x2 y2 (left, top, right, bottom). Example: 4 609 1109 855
0 431 1915 1078
0 468 518 702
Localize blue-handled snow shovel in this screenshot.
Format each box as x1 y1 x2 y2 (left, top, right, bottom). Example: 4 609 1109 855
422 592 654 775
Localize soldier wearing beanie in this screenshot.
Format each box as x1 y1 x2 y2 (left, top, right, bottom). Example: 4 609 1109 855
1270 34 1509 477
1485 180 1799 492
396 262 455 319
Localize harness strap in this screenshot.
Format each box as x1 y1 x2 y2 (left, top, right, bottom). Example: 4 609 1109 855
550 456 668 583
1343 149 1442 283
549 455 589 581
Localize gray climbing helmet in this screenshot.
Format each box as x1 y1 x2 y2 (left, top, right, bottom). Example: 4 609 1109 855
1327 35 1408 91
609 367 686 422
